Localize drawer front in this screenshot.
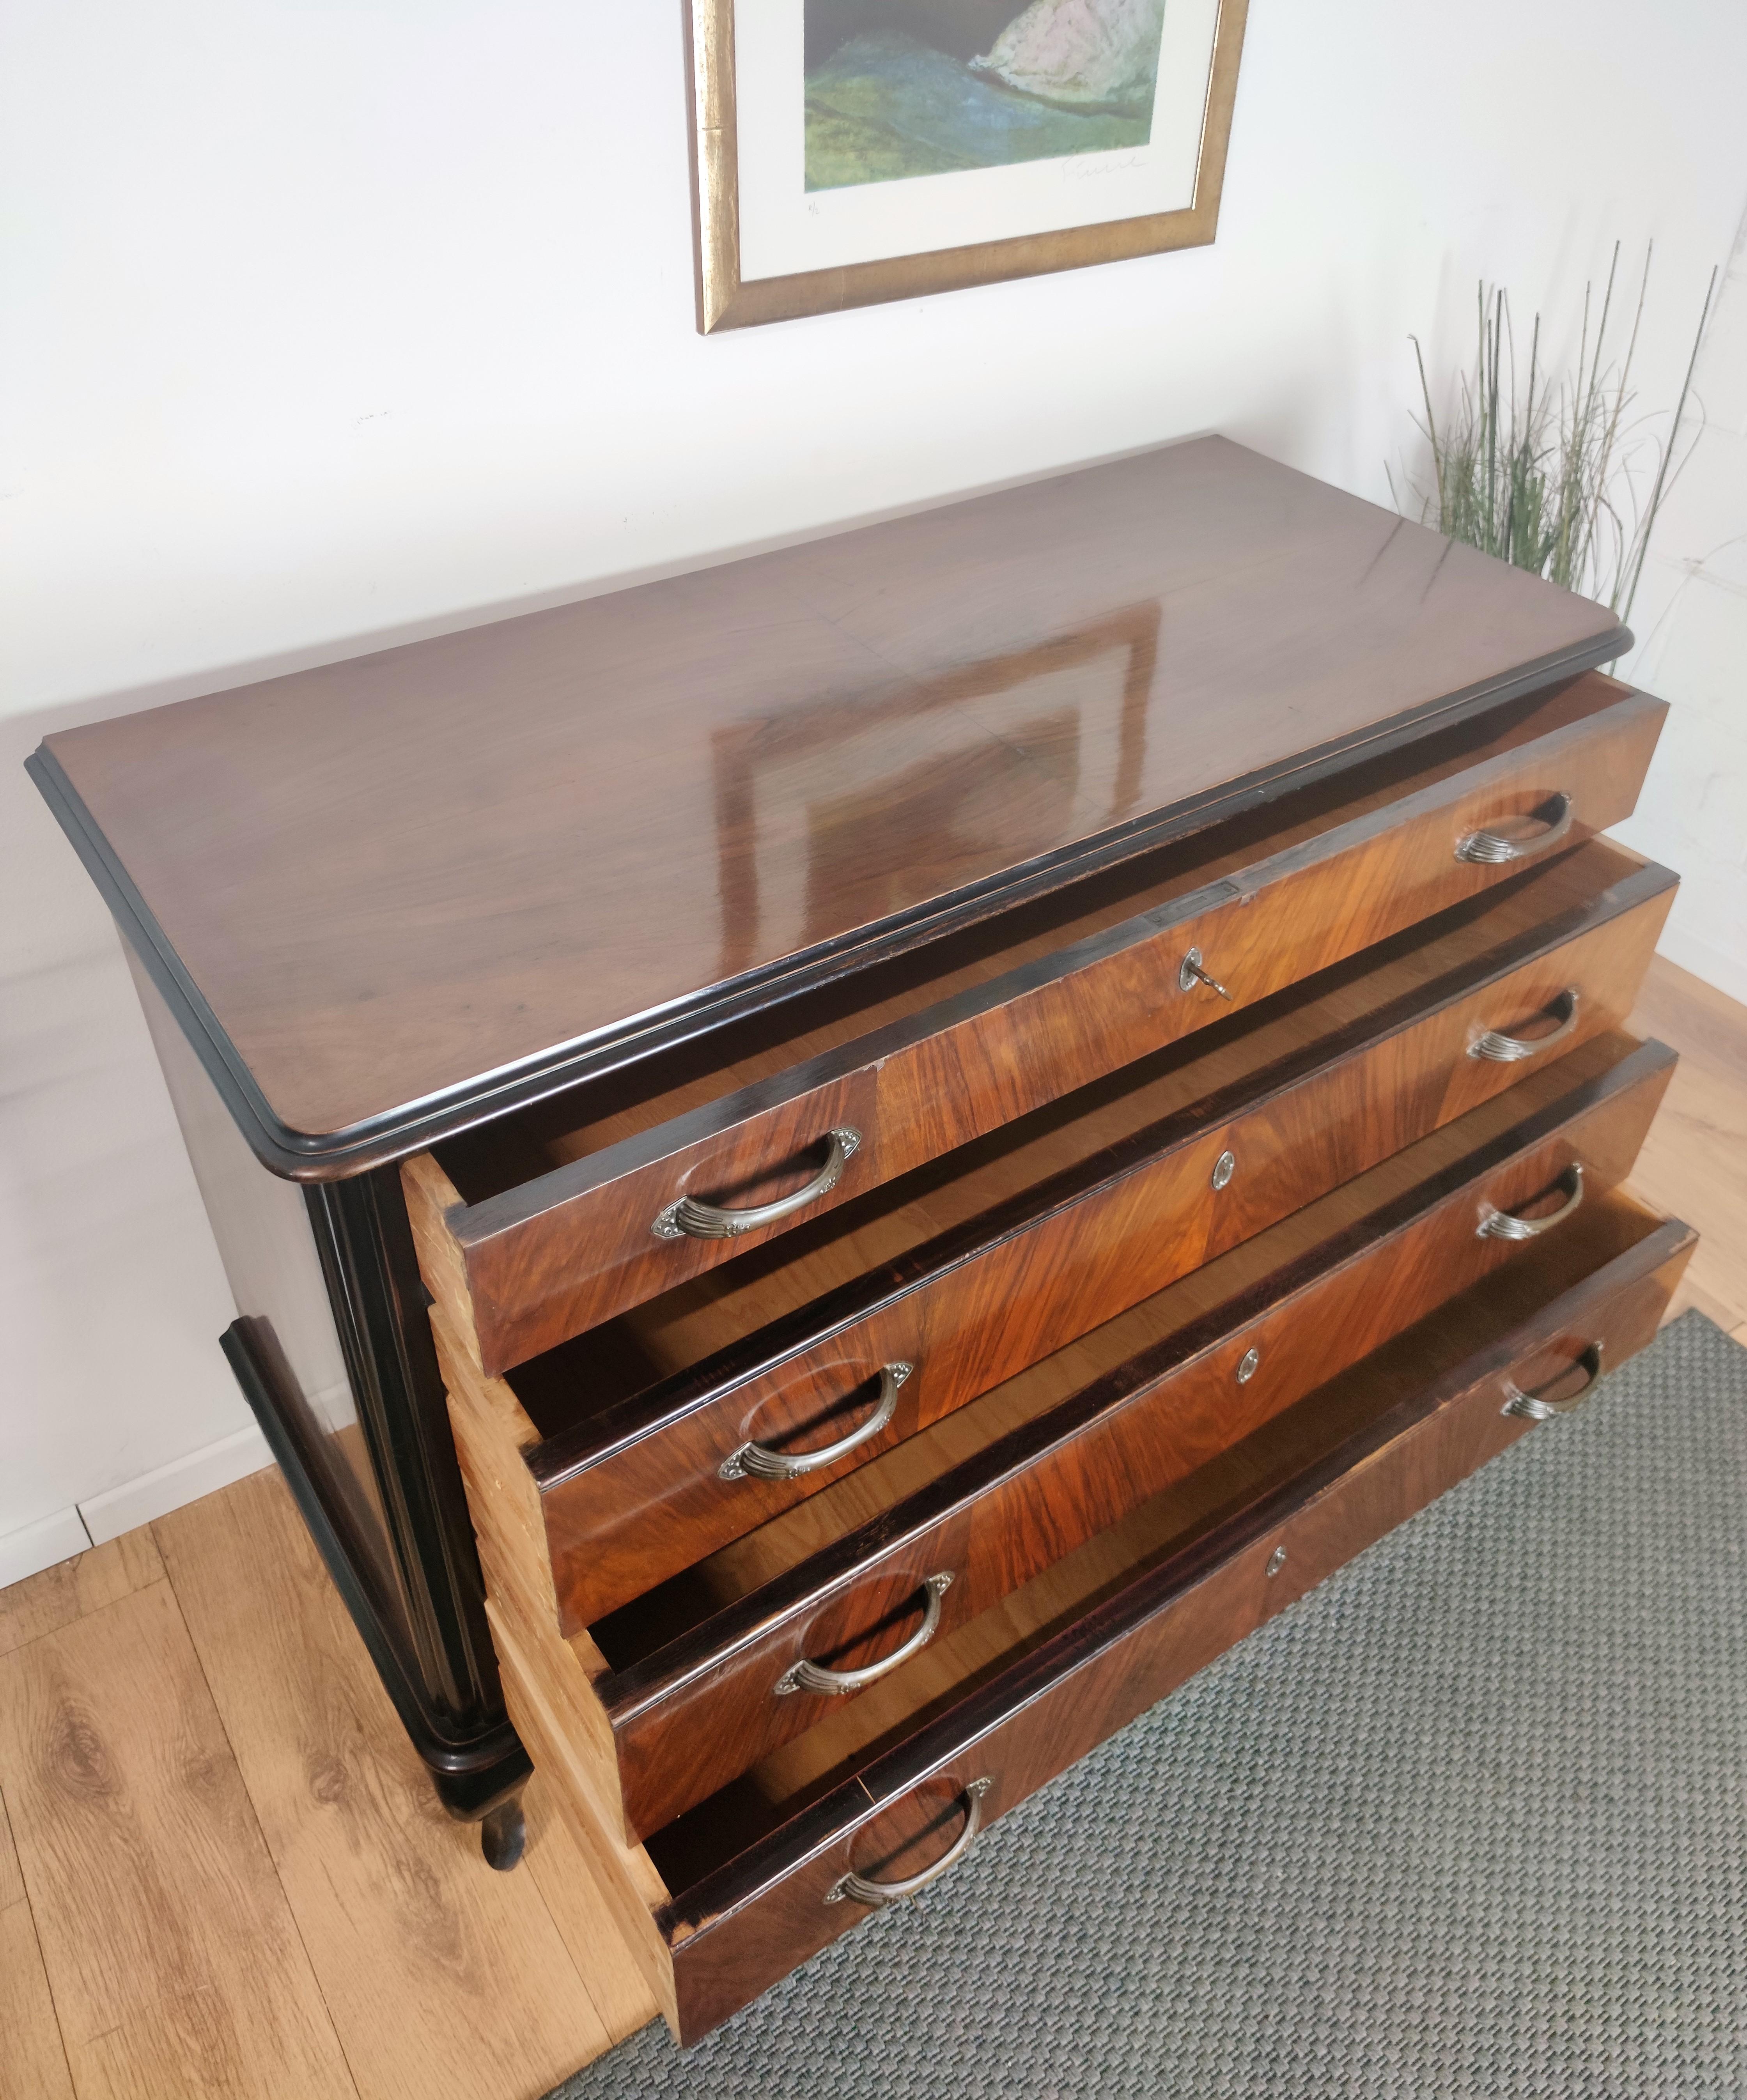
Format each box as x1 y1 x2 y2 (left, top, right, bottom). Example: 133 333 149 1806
529 877 1672 1630
415 688 1665 1374
657 1212 1695 2043
601 1037 1673 1837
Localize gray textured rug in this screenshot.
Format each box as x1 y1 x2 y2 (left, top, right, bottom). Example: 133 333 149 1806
549 1312 1747 2100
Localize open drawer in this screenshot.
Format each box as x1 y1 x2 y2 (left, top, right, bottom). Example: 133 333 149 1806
449 1029 1673 1845
405 673 1665 1373
422 839 1675 1631
497 1185 1695 2043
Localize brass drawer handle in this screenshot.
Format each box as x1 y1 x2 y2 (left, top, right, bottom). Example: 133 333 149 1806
719 1362 911 1482
652 1128 861 1240
1476 1162 1584 1241
1455 791 1575 865
825 1778 992 1907
1469 986 1581 1063
774 1572 954 1697
1502 1341 1606 1420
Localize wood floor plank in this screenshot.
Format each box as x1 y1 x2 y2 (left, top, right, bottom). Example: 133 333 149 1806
1658 1273 1743 1331
0 1581 356 2100
1 1898 78 2100
1632 954 1747 1069
1630 956 1747 1332
0 1781 23 1911
154 1469 613 2100
521 1775 659 2048
0 1531 165 1660
1 1787 78 2100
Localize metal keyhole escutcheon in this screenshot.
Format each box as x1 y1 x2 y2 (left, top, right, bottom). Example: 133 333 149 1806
1179 947 1233 999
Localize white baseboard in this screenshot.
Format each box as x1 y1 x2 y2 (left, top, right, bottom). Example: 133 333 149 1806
1656 925 1747 1012
78 1422 276 1546
0 1505 95 1588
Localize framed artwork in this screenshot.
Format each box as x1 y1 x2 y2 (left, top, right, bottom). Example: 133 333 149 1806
684 0 1249 331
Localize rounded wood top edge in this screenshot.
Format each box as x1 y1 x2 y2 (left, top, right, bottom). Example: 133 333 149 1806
30 631 1638 1182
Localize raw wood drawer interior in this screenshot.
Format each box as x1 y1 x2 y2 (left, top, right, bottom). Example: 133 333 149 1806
416 670 1664 1370
517 1027 1672 1837
494 1182 1693 2042
431 841 1673 1631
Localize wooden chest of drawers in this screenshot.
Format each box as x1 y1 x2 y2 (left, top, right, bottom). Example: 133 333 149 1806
30 437 1696 2048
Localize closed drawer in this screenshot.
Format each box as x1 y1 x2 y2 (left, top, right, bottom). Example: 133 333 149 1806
425 840 1674 1633
407 673 1665 1374
495 1187 1693 2044
453 1028 1673 1843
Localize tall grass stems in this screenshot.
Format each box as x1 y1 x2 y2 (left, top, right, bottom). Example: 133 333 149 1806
1390 246 1717 624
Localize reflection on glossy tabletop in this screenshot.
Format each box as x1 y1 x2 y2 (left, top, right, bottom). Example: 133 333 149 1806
711 603 1158 977
36 437 1626 1158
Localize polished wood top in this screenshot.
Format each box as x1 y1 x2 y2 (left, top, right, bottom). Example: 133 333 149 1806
32 437 1627 1172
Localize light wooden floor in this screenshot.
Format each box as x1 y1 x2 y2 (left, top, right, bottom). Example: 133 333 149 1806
2 956 1743 2100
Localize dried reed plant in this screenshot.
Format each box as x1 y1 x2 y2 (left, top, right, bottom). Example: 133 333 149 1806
1390 245 1716 623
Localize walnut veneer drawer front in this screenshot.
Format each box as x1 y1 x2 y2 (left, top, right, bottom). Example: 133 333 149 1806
417 841 1674 1635
444 1030 1671 1844
590 1036 1672 1839
495 1190 1694 2042
412 674 1664 1375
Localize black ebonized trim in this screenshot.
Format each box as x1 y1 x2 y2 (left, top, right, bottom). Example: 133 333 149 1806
303 1169 502 1722
216 1156 531 1818
25 626 1630 1182
222 1317 530 1818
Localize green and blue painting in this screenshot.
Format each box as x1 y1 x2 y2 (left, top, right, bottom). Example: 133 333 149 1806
804 0 1166 191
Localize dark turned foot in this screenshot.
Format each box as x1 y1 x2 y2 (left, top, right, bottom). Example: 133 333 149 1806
480 1792 527 1871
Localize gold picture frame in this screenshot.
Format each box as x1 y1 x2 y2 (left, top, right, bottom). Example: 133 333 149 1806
685 0 1250 333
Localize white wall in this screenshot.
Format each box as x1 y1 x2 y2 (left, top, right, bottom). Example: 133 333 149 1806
4 0 1745 1576
1610 214 1747 1004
